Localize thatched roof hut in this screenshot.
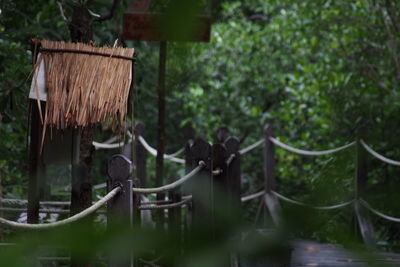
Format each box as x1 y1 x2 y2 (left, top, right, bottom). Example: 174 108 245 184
30 39 135 131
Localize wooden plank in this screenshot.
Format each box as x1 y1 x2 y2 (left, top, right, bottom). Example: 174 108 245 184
290 240 400 266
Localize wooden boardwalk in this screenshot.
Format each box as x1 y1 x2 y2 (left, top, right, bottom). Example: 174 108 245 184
291 240 400 266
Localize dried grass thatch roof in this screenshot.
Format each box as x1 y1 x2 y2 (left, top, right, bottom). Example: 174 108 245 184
31 39 135 131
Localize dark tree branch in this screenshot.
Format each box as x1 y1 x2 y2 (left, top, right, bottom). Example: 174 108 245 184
95 0 122 22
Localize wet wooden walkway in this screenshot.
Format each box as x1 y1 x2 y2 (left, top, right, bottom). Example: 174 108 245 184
291 240 400 266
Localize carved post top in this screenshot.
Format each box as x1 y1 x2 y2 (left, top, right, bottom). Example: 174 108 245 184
191 138 211 169
225 136 240 155
107 154 132 183
264 124 274 137
135 122 145 136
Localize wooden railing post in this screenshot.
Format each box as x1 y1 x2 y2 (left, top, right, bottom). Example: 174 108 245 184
225 137 242 214
182 124 195 249
135 122 147 187
211 143 228 239
107 154 133 267
354 138 376 249
168 174 182 255
190 138 212 241
263 125 281 226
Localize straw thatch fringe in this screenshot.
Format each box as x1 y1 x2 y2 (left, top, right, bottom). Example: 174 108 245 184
32 39 134 133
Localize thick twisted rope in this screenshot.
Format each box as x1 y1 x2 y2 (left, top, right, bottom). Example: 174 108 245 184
360 199 400 223
239 139 264 155
241 190 265 202
93 183 107 190
92 133 131 150
132 162 205 194
0 207 70 214
360 140 400 166
92 140 130 149
0 198 71 206
138 136 185 164
272 191 354 210
0 187 120 230
269 137 355 156
0 207 106 214
139 197 192 210
141 199 172 205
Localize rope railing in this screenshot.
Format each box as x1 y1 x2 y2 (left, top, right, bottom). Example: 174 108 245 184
360 140 400 166
0 198 71 206
0 207 70 214
360 199 400 223
132 161 205 194
0 187 121 230
141 199 172 205
138 136 185 164
0 207 107 214
92 140 130 150
139 197 192 210
241 190 265 202
92 133 132 150
93 183 107 190
239 139 264 155
272 191 354 210
226 154 236 165
269 137 356 156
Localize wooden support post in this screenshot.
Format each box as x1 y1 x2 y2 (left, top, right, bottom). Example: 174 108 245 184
190 138 212 241
225 137 241 214
156 41 167 232
107 154 133 267
70 128 93 219
27 101 45 224
27 42 45 224
168 174 182 255
182 125 195 248
354 139 376 249
135 122 147 187
263 125 281 227
183 125 196 174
